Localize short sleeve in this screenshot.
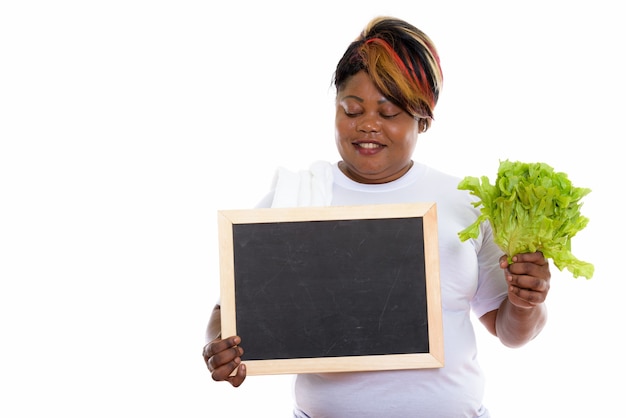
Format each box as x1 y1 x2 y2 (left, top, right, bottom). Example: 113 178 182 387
470 221 508 318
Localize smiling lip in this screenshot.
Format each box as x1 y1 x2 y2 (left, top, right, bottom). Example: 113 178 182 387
353 141 384 155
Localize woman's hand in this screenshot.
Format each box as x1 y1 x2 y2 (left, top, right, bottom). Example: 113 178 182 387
202 336 247 387
500 251 551 309
479 251 550 347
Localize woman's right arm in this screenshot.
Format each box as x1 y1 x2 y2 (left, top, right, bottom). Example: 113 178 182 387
202 304 247 387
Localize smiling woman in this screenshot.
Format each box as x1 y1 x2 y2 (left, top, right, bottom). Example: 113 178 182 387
331 16 442 185
204 15 553 418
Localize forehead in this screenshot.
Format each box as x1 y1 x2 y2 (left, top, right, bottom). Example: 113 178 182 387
338 72 388 103
339 71 379 94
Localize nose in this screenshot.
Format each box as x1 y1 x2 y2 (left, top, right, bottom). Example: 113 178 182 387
357 115 381 133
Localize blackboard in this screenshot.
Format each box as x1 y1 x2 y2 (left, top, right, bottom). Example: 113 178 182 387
218 203 443 375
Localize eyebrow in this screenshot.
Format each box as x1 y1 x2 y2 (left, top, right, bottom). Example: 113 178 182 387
340 95 389 105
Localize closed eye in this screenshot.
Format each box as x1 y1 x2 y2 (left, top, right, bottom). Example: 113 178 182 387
344 111 401 119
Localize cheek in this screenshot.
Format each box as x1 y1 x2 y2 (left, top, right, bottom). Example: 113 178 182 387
387 123 419 145
335 117 354 141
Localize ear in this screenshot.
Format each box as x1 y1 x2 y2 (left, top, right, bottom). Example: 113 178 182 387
418 118 429 133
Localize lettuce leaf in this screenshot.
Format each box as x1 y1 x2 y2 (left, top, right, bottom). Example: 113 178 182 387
458 160 594 279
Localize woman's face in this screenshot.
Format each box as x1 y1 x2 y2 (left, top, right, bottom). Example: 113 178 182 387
335 71 421 184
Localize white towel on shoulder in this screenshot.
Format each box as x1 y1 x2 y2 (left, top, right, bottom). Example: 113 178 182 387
270 161 333 208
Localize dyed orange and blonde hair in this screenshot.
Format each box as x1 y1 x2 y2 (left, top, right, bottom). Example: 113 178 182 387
334 16 443 131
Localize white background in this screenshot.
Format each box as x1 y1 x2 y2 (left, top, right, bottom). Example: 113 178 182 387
1 1 624 417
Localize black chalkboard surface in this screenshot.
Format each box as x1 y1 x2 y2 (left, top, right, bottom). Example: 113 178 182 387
218 203 443 375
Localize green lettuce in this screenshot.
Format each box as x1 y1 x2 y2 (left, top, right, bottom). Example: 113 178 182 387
458 160 594 279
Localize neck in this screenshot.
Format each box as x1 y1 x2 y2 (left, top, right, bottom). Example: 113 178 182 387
338 160 414 184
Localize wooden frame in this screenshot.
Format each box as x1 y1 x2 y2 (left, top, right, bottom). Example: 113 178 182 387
218 202 443 375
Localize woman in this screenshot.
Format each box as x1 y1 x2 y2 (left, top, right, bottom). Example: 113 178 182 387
203 16 550 417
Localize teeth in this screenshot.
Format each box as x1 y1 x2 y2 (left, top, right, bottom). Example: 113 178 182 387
357 143 380 149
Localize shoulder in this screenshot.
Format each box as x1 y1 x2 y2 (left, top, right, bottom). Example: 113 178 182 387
415 163 465 189
412 163 478 208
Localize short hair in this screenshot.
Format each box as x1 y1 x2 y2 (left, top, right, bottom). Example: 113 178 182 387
333 16 443 130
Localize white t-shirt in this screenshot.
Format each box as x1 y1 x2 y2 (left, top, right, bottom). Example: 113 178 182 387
256 161 507 418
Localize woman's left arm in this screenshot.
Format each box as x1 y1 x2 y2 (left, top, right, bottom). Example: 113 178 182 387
479 251 551 348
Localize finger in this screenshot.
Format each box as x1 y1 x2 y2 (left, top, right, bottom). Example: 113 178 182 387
210 336 241 354
508 266 549 300
508 291 535 309
228 364 247 388
204 336 241 364
508 256 550 281
510 273 549 293
511 251 548 266
202 341 214 363
211 357 242 382
208 345 244 372
508 284 547 307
